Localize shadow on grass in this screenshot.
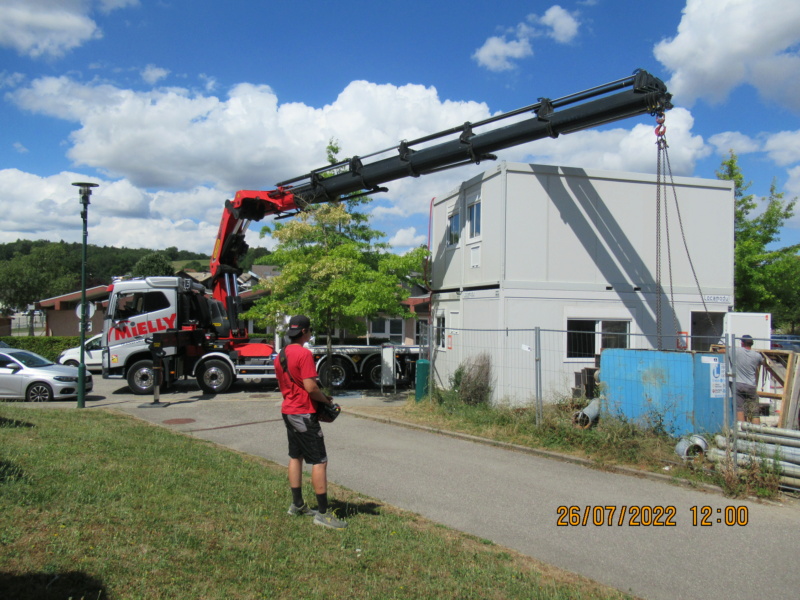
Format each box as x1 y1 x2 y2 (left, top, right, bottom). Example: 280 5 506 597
0 571 111 600
0 416 35 428
330 499 383 518
0 460 25 483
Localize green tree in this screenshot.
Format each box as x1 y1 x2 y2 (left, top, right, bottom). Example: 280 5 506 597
769 255 800 333
716 151 798 315
240 246 271 272
0 243 80 312
0 240 207 312
244 140 427 355
131 251 176 277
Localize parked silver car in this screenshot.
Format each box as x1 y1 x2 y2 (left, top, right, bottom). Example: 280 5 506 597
58 334 103 371
0 348 93 402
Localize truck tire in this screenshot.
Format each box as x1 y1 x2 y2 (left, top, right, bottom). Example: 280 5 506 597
127 360 155 395
198 359 234 394
319 358 353 390
364 357 384 388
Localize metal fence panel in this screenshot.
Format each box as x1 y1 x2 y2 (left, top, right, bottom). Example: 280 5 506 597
430 326 740 415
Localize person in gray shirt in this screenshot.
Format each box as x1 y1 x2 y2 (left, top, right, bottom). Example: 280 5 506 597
735 335 764 424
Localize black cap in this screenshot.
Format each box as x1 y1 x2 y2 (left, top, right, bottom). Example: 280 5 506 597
286 315 311 338
741 334 754 345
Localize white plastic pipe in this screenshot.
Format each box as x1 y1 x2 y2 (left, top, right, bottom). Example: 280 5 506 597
707 448 800 477
715 436 800 465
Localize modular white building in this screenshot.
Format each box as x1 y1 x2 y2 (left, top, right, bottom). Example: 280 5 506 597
429 161 734 403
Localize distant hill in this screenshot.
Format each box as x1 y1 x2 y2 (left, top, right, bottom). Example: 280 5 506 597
0 240 208 286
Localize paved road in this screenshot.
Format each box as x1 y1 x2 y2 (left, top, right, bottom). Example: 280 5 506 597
43 378 800 599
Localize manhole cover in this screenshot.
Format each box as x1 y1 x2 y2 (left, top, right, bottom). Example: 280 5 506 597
162 418 196 425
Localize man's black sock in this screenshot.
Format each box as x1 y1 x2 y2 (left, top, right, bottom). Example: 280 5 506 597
316 493 328 514
291 487 304 507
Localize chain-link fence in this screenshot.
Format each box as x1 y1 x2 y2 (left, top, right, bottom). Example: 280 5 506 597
6 312 46 336
429 325 716 403
427 324 788 433
430 326 781 432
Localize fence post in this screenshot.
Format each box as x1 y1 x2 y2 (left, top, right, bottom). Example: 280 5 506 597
428 320 434 401
725 333 739 472
535 326 543 425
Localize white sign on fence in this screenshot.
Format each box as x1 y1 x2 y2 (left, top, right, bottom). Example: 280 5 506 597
702 355 726 398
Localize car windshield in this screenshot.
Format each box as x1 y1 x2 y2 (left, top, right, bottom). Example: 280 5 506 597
7 350 53 368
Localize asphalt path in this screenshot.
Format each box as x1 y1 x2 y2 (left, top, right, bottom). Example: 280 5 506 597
36 377 800 600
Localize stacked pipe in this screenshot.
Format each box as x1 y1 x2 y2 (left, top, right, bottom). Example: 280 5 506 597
708 423 800 489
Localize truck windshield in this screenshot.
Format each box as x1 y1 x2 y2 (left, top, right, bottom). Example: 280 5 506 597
112 291 170 320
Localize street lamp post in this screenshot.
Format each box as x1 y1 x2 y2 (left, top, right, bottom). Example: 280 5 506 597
72 182 98 409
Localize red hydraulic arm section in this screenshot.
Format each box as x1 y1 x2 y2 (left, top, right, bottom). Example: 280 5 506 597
208 69 673 339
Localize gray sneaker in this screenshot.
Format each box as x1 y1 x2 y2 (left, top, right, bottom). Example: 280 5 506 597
313 511 348 529
288 503 317 516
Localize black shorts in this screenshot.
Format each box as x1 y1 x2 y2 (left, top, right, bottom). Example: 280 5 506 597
282 413 328 465
735 384 760 420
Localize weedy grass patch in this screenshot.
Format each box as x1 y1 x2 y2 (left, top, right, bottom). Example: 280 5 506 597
407 388 787 497
410 389 678 468
0 405 629 600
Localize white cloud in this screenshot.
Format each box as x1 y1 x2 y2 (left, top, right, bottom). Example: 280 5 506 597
141 64 170 85
708 132 761 156
537 5 580 43
4 76 705 254
371 204 407 220
0 0 138 58
506 107 709 176
0 71 25 89
95 178 152 218
199 74 218 92
90 215 219 254
473 5 580 71
0 1 99 58
8 76 493 195
785 166 800 198
150 186 232 225
13 142 29 154
763 131 800 167
654 0 800 112
0 169 99 241
0 169 224 253
388 227 426 249
98 0 139 14
472 36 533 72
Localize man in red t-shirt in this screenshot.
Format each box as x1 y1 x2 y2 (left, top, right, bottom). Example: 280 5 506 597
276 315 347 529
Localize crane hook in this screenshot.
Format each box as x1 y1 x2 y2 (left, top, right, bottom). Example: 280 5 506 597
654 113 666 138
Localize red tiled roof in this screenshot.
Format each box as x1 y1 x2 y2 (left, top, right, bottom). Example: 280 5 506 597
38 286 109 309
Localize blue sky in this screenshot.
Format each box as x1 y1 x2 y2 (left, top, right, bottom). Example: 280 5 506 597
1 0 799 255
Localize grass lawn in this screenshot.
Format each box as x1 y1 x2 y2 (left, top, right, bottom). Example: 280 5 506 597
0 405 630 600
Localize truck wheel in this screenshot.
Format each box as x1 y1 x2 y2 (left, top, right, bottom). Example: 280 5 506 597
198 359 233 394
364 358 384 388
319 358 353 390
127 360 155 395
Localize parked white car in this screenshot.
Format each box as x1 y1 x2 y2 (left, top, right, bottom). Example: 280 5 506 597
58 334 103 371
0 348 93 402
